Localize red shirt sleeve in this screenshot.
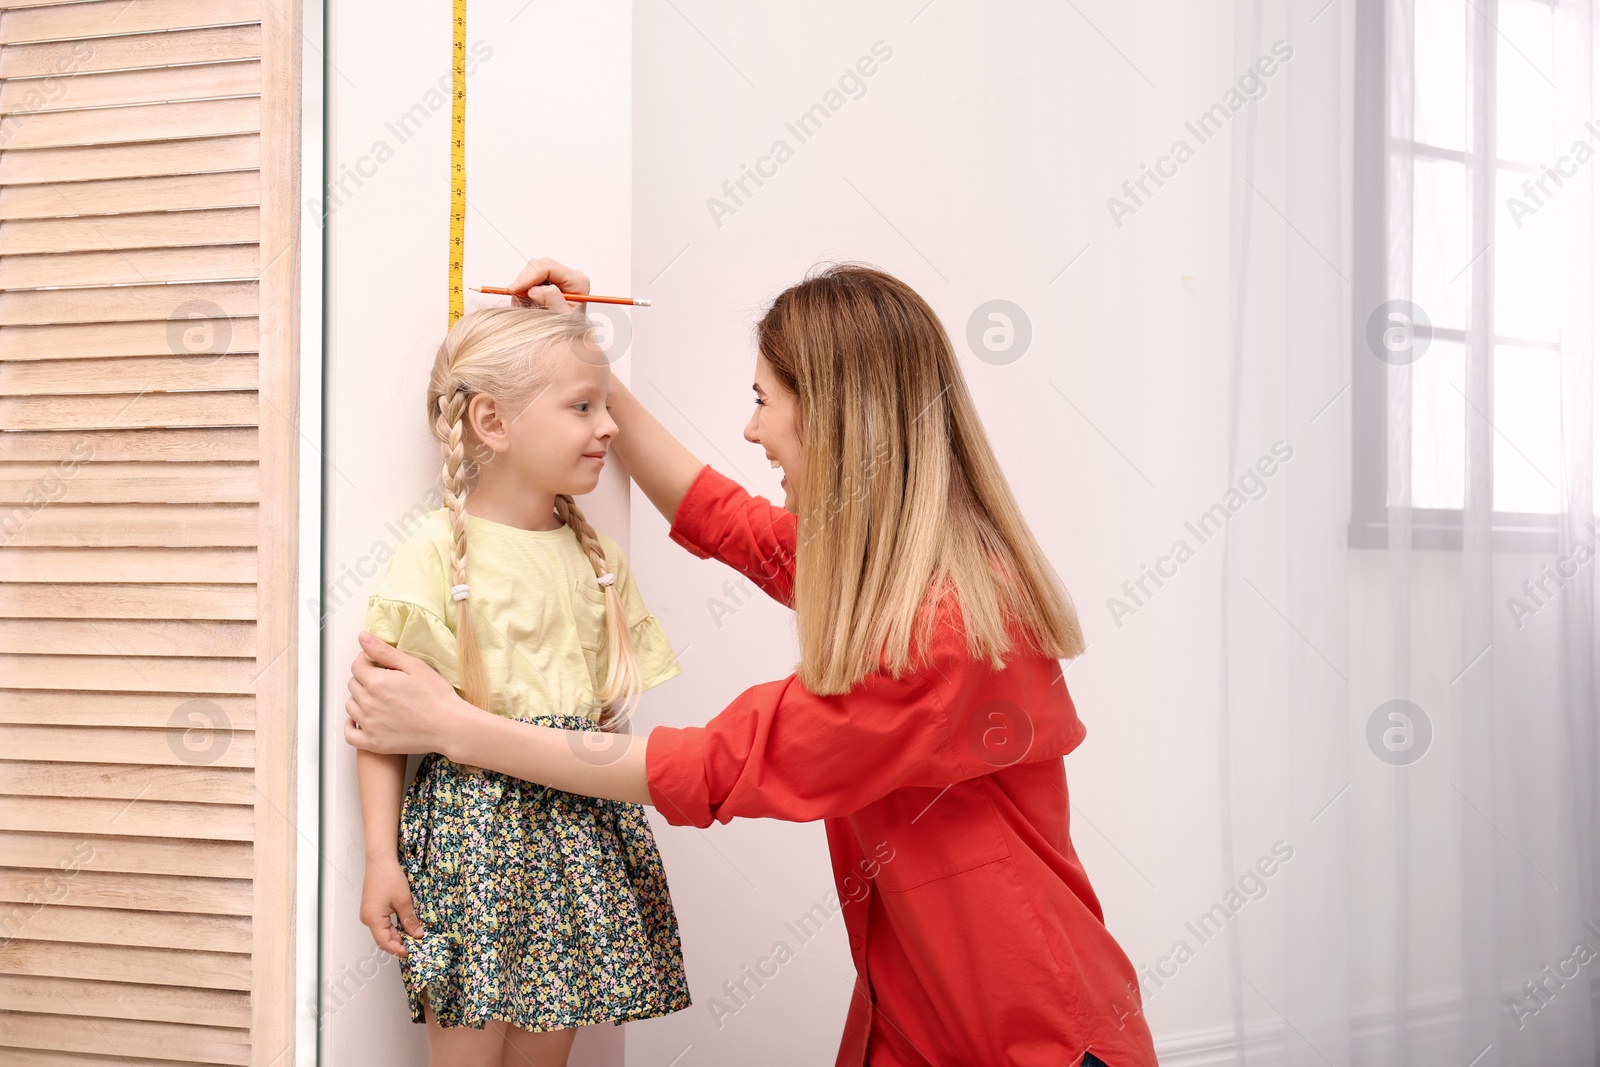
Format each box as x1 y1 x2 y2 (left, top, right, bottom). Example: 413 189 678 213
667 463 797 607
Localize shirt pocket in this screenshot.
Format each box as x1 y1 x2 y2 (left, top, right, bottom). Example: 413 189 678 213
572 577 610 652
859 780 1012 892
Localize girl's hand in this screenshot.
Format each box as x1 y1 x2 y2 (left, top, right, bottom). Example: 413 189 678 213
359 858 425 958
345 632 458 755
507 256 590 311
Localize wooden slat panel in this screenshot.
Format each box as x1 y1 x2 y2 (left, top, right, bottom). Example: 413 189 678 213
0 654 259 691
0 354 256 395
0 25 262 78
0 459 258 501
0 285 257 329
0 618 256 654
0 761 252 803
0 208 259 255
0 868 251 915
0 317 260 361
0 503 260 547
0 59 260 114
0 97 259 151
0 0 261 43
0 793 252 844
0 3 291 1054
0 392 258 431
0 1048 222 1067
0 549 256 585
0 904 250 951
0 831 252 878
0 132 259 183
0 583 256 618
0 247 261 288
0 691 255 728
0 974 251 1028
0 428 258 462
0 172 258 221
0 1010 249 1064
0 462 259 502
0 726 255 767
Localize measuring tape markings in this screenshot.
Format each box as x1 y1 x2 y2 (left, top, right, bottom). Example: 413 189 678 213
448 0 467 327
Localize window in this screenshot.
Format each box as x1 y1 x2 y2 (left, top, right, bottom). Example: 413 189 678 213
1351 0 1588 549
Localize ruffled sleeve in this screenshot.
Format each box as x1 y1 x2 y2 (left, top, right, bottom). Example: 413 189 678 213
628 612 681 691
363 594 462 692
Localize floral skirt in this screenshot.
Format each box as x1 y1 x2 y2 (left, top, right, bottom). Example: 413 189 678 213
396 711 692 1031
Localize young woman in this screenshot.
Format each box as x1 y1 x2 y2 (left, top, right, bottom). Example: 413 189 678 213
346 257 1159 1067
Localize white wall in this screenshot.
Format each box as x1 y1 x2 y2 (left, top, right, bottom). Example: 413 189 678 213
321 1 1296 1063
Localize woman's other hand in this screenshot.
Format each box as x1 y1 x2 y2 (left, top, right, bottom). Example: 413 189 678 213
509 256 590 311
359 858 425 958
346 632 459 756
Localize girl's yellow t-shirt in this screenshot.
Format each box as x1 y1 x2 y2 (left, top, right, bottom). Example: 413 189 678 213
363 507 681 723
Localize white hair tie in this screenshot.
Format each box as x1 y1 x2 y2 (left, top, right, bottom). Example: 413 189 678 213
597 572 615 587
451 584 470 601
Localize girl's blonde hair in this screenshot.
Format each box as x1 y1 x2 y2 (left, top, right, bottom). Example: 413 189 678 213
427 305 645 732
759 263 1086 695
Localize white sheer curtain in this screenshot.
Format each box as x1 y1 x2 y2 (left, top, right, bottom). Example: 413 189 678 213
1219 0 1599 1063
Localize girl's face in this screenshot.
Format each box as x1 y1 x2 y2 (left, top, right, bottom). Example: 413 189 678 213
743 351 803 514
468 337 617 495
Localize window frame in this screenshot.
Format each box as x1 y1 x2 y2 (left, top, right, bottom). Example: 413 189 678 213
1350 0 1567 551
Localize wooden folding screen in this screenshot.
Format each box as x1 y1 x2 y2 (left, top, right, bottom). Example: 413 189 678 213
0 0 302 1063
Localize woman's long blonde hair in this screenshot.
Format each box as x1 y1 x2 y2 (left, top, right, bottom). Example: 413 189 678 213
761 263 1086 695
427 305 645 729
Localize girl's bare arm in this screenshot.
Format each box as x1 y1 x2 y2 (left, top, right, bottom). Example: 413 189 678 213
356 749 407 862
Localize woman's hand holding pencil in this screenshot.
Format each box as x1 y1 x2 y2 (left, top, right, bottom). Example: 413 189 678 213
502 256 589 311
477 257 651 310
473 257 649 310
474 286 649 307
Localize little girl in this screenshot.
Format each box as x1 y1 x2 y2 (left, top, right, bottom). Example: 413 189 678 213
355 305 691 1065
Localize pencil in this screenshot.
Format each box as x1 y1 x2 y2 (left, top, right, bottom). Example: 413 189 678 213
470 286 651 307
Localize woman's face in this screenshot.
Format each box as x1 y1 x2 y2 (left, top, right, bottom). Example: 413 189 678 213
743 352 803 514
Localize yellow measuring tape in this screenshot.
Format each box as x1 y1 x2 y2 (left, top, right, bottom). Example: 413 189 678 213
447 0 466 328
